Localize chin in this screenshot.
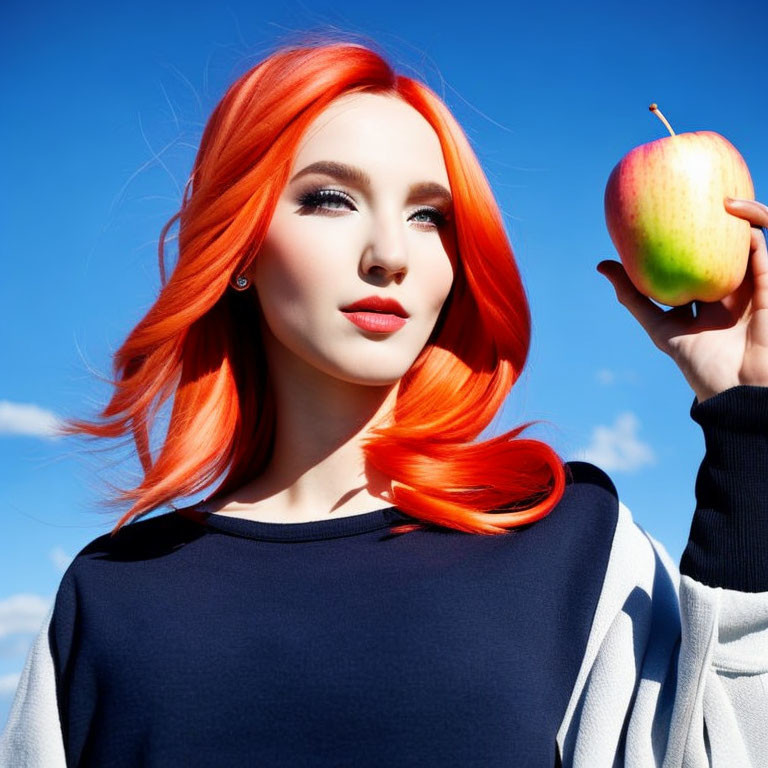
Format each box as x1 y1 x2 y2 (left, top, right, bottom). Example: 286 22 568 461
333 363 411 388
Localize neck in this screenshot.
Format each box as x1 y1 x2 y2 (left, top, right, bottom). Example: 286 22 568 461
211 327 401 522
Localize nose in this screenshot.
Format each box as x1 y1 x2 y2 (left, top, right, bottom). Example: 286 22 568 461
360 211 408 282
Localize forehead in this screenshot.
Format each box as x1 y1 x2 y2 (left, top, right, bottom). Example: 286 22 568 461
291 92 450 188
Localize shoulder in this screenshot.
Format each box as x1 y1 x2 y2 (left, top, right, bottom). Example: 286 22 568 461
50 510 209 659
563 460 619 502
558 462 680 610
506 461 622 606
552 462 681 639
557 460 673 582
536 460 676 616
539 460 620 539
69 508 205 566
54 509 207 606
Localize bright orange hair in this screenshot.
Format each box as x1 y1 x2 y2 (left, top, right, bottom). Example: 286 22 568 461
57 34 568 537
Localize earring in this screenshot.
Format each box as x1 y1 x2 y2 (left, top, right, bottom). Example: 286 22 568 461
231 274 250 291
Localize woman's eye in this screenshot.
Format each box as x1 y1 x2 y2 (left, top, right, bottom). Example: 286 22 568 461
297 188 354 213
411 208 447 228
296 188 447 229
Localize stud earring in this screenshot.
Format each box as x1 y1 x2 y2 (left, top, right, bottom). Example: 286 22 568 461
231 274 250 291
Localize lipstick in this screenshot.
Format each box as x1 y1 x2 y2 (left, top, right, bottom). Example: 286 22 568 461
341 311 407 333
339 294 409 333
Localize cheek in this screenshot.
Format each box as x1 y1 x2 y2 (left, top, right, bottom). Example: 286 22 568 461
432 227 458 296
255 220 335 309
428 249 456 312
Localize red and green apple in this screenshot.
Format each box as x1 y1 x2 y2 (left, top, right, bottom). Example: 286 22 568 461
604 104 754 306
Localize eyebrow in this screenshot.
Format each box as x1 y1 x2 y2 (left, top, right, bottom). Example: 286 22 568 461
289 160 453 206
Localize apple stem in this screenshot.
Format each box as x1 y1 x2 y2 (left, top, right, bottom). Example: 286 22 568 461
649 103 676 136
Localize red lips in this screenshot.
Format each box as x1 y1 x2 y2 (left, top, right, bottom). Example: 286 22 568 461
340 295 409 318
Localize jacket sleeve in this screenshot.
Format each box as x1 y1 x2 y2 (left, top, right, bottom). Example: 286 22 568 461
0 606 68 767
556 384 768 767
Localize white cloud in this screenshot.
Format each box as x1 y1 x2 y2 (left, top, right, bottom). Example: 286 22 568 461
0 672 21 696
596 368 616 385
574 411 656 473
595 368 640 386
0 400 62 439
49 547 73 574
0 594 51 639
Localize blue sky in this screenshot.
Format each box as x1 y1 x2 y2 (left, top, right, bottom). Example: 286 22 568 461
2 0 766 727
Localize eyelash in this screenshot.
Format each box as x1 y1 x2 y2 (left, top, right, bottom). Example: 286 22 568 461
297 187 448 229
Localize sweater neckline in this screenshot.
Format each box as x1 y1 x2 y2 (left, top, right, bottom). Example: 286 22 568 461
178 502 411 542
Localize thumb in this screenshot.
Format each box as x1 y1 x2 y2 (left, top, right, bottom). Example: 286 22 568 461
596 258 666 333
596 259 639 300
596 259 619 282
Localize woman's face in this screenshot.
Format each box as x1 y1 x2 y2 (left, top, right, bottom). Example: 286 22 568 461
247 91 457 387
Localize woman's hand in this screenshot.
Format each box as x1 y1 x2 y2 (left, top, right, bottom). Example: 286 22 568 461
597 197 768 404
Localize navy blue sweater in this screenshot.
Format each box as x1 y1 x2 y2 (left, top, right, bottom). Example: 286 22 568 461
43 386 768 767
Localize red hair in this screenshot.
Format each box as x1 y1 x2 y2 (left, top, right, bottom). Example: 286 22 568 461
57 34 568 536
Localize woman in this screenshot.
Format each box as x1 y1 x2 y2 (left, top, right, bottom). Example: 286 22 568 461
2 38 767 767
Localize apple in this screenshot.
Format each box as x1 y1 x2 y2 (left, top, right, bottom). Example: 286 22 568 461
604 104 755 306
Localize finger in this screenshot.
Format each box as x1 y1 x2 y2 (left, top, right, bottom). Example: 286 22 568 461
723 197 768 296
597 259 666 335
700 224 768 321
748 224 768 310
724 197 768 227
723 224 768 305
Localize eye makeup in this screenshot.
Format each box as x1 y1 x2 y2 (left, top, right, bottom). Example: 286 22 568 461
295 186 449 229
